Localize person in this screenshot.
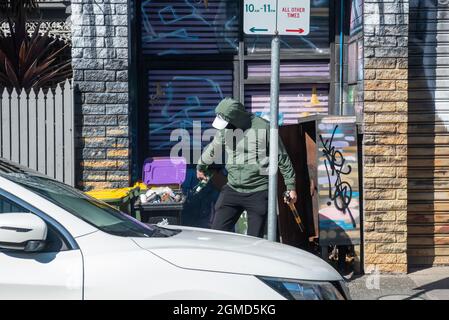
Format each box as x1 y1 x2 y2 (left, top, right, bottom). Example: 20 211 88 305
197 98 297 238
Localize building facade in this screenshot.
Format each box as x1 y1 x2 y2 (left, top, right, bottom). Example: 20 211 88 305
70 0 449 273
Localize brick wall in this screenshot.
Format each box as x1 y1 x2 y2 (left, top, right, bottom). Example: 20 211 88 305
363 0 409 273
71 0 130 190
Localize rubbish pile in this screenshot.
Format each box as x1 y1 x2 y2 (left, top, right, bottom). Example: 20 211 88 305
139 186 184 205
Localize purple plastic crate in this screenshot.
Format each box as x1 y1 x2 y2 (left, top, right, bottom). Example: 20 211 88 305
142 157 187 186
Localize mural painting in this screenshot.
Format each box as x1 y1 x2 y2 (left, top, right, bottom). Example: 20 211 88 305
316 117 360 245
141 0 239 55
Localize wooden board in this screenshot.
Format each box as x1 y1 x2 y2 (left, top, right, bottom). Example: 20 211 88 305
277 123 317 250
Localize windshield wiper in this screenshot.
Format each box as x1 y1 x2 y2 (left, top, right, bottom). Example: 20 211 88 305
99 223 155 238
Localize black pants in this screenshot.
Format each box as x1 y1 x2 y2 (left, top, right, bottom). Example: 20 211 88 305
212 185 268 238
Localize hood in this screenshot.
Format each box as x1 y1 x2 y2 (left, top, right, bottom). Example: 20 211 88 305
132 226 342 281
215 98 252 130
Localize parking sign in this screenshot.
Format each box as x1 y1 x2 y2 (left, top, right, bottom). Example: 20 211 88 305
243 0 277 35
243 0 310 36
277 0 310 35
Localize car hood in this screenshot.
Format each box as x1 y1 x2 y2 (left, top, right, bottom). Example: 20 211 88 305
132 226 342 281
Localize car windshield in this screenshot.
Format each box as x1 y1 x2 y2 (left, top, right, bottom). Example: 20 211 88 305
0 170 176 238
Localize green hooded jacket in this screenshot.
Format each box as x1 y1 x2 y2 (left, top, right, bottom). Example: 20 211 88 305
197 98 296 193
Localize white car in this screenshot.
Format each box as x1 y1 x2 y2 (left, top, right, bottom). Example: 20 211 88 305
0 159 349 300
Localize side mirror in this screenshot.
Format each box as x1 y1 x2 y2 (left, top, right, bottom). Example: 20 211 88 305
0 213 47 252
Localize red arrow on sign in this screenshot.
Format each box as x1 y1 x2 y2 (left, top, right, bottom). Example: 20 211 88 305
286 28 305 34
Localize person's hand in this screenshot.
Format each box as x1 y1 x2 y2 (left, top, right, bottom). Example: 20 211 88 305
197 170 207 181
284 190 298 204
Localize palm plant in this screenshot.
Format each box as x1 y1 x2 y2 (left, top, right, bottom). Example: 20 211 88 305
0 0 72 91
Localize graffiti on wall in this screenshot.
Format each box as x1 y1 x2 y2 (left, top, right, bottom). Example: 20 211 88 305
141 0 239 55
147 69 232 152
141 0 331 55
317 117 360 245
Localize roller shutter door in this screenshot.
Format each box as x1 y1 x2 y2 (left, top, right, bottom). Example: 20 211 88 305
141 0 239 55
244 61 330 123
408 0 449 267
245 83 329 124
147 68 233 155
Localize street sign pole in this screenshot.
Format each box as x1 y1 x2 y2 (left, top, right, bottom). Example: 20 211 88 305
244 0 310 242
267 33 280 242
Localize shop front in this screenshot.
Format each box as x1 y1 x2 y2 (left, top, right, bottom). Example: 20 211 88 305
126 0 364 272
131 0 334 162
69 0 449 274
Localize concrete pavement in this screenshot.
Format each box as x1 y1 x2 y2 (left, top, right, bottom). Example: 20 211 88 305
408 267 449 300
347 267 449 300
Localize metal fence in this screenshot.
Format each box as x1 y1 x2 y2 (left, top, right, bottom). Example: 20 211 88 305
0 80 74 186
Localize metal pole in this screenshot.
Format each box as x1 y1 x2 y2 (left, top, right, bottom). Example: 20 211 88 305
267 34 280 242
339 0 344 115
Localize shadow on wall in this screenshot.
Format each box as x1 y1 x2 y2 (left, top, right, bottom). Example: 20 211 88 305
407 0 441 269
